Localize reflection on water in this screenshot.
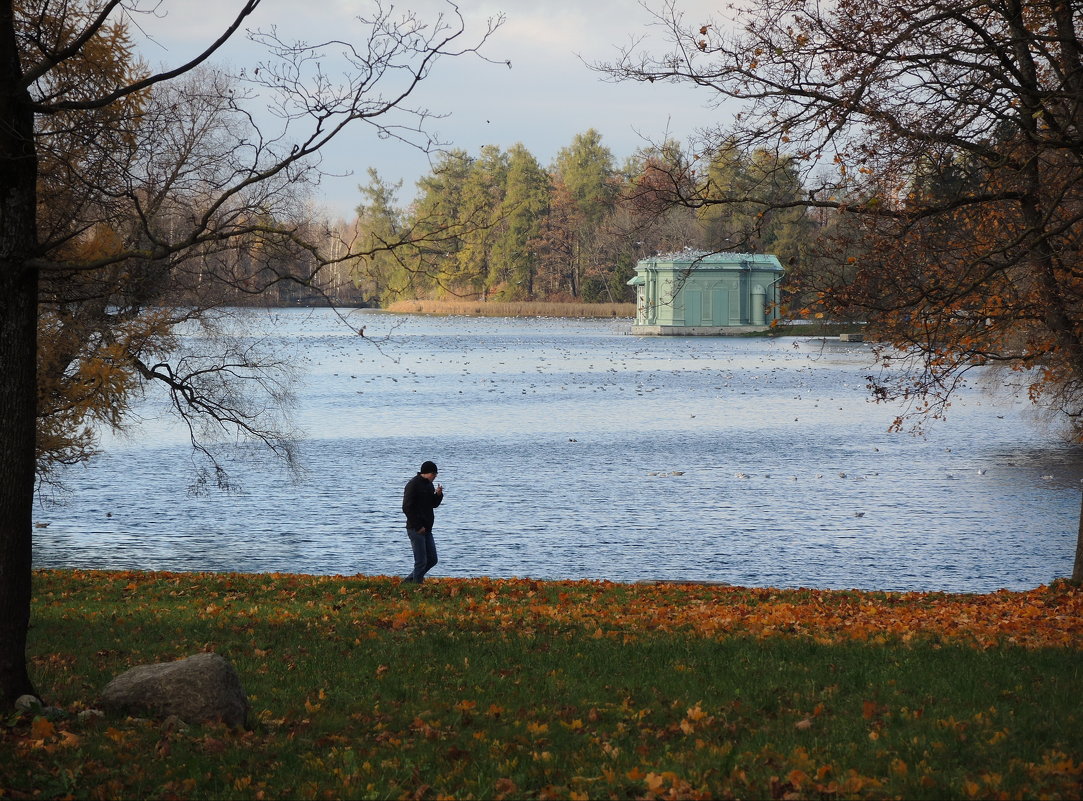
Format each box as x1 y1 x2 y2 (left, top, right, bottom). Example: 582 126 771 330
34 309 1081 592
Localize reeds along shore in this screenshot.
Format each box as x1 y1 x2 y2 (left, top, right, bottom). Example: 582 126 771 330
385 300 636 318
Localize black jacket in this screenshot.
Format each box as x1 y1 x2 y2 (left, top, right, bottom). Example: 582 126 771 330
402 473 443 532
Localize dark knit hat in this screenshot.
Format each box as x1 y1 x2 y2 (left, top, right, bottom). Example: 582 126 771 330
420 460 438 475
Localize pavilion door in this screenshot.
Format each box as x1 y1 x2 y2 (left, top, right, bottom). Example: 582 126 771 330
711 289 728 326
684 290 702 325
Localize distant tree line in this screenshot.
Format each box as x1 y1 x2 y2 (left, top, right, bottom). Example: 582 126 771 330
182 130 833 310
341 129 815 307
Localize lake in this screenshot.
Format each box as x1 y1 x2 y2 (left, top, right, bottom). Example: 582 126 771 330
33 308 1082 592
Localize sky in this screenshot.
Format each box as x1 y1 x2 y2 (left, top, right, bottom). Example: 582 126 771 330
133 0 729 220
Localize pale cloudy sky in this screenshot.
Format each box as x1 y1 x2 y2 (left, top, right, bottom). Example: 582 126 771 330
135 0 728 219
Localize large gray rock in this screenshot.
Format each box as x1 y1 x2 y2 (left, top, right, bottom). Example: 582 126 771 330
101 652 249 728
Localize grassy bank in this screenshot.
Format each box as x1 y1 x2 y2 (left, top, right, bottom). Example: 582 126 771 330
5 571 1081 799
385 300 635 318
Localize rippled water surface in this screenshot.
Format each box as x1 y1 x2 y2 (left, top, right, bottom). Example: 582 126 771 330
34 308 1081 592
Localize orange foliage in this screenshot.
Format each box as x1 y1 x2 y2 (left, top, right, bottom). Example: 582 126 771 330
44 569 1083 650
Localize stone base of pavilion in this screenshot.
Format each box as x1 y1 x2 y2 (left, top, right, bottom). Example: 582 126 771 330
630 324 772 336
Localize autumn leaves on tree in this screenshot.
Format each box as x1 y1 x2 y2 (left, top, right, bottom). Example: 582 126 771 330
0 0 498 706
600 0 1083 577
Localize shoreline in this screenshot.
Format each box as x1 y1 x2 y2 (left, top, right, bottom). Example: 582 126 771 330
30 566 1070 598
384 299 636 318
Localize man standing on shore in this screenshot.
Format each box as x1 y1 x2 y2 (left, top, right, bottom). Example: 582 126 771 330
401 460 444 584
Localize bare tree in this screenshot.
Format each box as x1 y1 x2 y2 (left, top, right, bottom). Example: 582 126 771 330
597 0 1083 580
0 0 499 707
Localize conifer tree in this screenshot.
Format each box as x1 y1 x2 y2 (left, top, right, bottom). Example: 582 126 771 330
490 144 550 298
454 145 509 297
551 130 619 297
354 169 408 304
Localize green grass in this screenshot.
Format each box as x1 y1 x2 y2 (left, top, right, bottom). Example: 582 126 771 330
3 571 1080 799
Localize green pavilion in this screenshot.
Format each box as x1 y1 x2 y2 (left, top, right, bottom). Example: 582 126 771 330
628 250 785 335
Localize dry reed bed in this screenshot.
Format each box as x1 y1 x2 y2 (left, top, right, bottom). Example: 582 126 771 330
385 300 635 318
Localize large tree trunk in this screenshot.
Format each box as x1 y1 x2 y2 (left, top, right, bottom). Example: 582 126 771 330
0 0 41 707
0 264 39 707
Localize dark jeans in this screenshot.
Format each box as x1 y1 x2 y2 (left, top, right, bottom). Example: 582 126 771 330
404 527 438 583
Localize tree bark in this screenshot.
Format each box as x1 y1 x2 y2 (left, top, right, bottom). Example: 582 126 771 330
0 0 41 707
0 262 39 707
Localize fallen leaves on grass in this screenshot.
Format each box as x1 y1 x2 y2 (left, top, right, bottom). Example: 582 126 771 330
35 570 1082 649
12 570 1080 800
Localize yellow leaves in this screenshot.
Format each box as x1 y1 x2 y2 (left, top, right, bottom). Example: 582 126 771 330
645 771 668 791
22 717 83 757
304 690 326 714
837 770 884 793
492 777 518 799
19 570 1083 799
30 717 56 741
987 729 1008 745
679 702 711 734
685 702 708 722
1023 751 1083 782
36 304 183 471
642 771 696 799
787 768 811 789
47 570 1083 652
